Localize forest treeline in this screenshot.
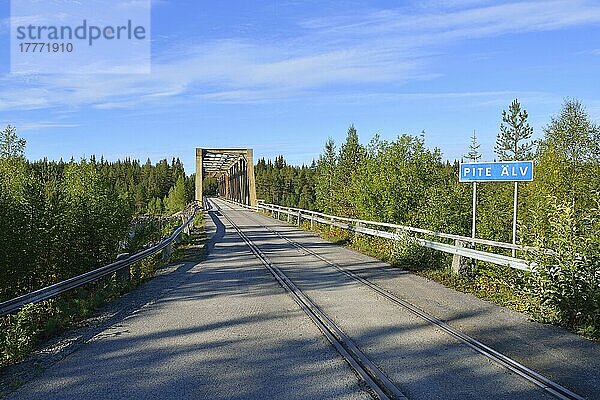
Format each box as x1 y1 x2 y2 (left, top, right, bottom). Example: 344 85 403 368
254 99 600 338
0 126 195 302
255 155 317 210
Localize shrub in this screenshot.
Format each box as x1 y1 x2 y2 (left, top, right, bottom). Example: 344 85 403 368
528 200 600 338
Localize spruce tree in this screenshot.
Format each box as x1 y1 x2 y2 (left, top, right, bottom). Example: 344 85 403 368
315 139 337 214
335 125 364 216
465 130 481 162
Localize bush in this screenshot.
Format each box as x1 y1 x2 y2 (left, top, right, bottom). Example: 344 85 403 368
528 200 600 337
0 303 48 364
390 232 447 270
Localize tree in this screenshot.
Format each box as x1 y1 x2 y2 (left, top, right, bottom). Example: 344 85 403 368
522 99 600 335
334 125 365 216
464 130 481 162
315 139 337 214
539 99 600 164
202 177 218 196
531 99 600 214
0 125 26 159
164 175 187 214
495 99 534 161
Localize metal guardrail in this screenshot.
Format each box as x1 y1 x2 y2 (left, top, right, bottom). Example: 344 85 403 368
0 205 199 317
224 199 536 272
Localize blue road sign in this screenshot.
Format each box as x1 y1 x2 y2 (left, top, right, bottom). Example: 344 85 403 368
459 161 534 182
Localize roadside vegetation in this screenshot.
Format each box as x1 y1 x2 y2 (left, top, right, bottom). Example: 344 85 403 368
0 127 197 366
255 99 600 340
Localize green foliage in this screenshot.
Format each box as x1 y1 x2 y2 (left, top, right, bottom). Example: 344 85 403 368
353 133 450 229
147 197 164 215
315 139 336 214
465 130 481 161
255 155 316 209
0 148 192 302
390 232 446 270
125 218 164 252
528 200 600 337
334 125 365 217
193 211 205 229
164 175 187 214
103 157 190 214
0 303 46 364
203 177 218 196
476 182 514 243
256 101 600 339
516 100 600 336
0 125 26 159
0 158 130 301
539 99 600 164
522 100 600 244
495 98 534 161
0 133 196 366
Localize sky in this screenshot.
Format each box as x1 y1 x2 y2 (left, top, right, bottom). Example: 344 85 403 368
1 0 600 173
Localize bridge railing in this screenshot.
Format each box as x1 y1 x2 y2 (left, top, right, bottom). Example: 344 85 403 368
0 204 200 317
225 199 537 272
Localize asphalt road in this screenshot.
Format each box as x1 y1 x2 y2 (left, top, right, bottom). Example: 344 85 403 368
218 201 600 400
5 207 370 400
5 199 599 399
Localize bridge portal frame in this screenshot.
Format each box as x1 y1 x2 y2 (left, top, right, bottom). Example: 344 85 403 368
195 148 257 206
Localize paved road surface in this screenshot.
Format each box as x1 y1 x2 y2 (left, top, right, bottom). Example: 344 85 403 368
5 198 599 399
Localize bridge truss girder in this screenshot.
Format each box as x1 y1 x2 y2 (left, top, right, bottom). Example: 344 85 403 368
195 148 257 206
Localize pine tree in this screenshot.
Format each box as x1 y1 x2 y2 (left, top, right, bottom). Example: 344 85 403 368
495 99 534 161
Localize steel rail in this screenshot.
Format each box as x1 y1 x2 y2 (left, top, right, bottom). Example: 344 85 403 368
0 206 198 317
231 203 585 400
211 199 407 400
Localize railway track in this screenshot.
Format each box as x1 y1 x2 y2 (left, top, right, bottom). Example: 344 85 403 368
210 198 407 400
212 199 586 400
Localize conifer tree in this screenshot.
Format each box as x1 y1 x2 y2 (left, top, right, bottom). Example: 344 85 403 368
465 130 481 162
495 99 534 161
335 125 364 216
315 139 337 214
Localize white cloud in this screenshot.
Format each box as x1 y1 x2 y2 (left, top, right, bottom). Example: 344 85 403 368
19 122 80 131
0 0 599 114
301 0 600 38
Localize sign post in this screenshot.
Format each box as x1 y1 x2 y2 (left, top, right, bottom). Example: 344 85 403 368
459 161 533 256
512 181 518 257
472 182 476 244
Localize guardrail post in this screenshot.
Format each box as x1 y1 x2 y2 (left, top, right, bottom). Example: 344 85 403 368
115 253 130 284
287 211 291 223
310 212 314 229
452 240 473 274
181 215 190 236
297 211 301 226
162 242 173 262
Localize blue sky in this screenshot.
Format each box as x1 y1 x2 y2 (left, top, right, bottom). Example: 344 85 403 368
1 0 599 173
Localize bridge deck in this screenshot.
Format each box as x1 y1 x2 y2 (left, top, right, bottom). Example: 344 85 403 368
6 198 600 400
